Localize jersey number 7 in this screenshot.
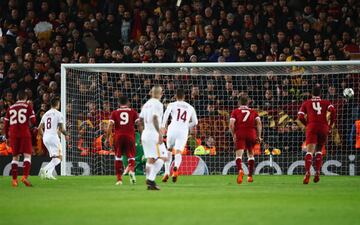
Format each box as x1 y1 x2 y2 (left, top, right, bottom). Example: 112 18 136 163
241 110 250 122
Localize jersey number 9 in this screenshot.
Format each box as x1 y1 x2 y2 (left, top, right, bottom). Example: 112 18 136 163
120 112 129 125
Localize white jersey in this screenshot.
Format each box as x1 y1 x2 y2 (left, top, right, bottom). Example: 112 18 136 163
162 101 198 131
139 98 164 131
40 108 64 136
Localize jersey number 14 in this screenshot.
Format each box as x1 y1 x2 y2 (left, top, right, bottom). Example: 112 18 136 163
176 109 187 122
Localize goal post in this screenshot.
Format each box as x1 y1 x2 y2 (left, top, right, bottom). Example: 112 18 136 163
61 61 360 176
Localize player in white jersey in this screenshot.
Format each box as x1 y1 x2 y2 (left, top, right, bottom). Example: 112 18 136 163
161 89 198 182
139 85 167 190
38 98 67 180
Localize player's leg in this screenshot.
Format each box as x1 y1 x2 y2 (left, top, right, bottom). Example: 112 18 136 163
147 144 166 189
313 128 328 183
150 144 165 181
126 138 136 184
40 135 53 178
172 135 187 183
304 144 315 184
247 150 255 182
21 153 32 187
163 135 174 182
303 126 316 184
142 132 161 190
162 151 172 182
44 157 62 180
246 136 256 182
21 138 33 187
9 137 20 186
11 154 20 187
114 135 124 185
44 138 62 179
235 135 246 184
235 140 245 185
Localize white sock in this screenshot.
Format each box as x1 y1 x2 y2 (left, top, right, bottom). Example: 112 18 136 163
149 159 164 181
146 163 154 180
174 153 182 169
47 158 61 176
164 152 172 175
43 161 53 171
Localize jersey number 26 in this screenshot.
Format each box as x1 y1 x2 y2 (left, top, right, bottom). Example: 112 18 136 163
9 109 27 125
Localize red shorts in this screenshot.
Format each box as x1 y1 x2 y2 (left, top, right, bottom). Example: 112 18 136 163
113 134 135 158
10 137 32 155
235 130 257 151
306 124 329 146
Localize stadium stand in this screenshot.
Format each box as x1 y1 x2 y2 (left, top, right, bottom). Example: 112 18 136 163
0 0 359 156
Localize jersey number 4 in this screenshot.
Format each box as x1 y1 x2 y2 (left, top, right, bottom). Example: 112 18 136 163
312 102 322 115
120 112 129 125
9 109 27 125
176 108 187 122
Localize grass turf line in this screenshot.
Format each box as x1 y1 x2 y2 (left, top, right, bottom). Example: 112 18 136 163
1 175 359 225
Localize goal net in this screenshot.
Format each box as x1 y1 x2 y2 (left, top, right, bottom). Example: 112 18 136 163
61 61 360 176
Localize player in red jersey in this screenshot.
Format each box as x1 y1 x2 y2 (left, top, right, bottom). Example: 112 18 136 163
298 86 336 184
3 90 36 187
106 96 140 185
229 96 262 184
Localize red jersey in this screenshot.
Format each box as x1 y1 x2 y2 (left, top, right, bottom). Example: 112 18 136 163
109 106 138 138
230 106 260 133
4 101 36 138
298 97 336 126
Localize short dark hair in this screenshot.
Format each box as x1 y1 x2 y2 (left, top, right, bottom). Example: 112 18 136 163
50 98 60 107
312 85 321 96
17 90 27 100
239 96 248 105
176 89 185 99
119 96 128 105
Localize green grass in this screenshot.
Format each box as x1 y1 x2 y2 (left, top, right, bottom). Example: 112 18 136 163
1 175 359 225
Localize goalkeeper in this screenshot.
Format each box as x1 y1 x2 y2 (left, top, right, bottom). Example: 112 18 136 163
122 132 145 175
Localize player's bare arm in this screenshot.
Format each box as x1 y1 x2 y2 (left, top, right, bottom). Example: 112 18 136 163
229 118 236 142
106 120 114 144
161 105 171 131
255 118 262 143
58 123 68 141
38 123 45 136
153 115 163 144
189 109 198 128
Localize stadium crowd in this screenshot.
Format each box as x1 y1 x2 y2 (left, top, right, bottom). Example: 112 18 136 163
0 0 359 156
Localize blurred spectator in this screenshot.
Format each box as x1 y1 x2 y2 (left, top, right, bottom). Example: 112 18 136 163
0 0 359 156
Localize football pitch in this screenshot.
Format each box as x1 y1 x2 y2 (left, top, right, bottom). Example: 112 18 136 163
1 175 359 225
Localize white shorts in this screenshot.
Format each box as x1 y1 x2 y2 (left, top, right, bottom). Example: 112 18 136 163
141 130 167 159
167 129 188 151
43 134 61 157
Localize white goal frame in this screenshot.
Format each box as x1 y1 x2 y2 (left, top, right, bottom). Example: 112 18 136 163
60 61 360 176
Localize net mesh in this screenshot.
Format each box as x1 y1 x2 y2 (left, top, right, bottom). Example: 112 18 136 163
63 63 360 176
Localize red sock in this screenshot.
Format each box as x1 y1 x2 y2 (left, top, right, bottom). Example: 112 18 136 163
304 153 313 173
115 160 123 181
235 158 242 172
128 158 135 173
11 162 18 180
23 161 31 178
248 159 255 176
315 153 323 173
